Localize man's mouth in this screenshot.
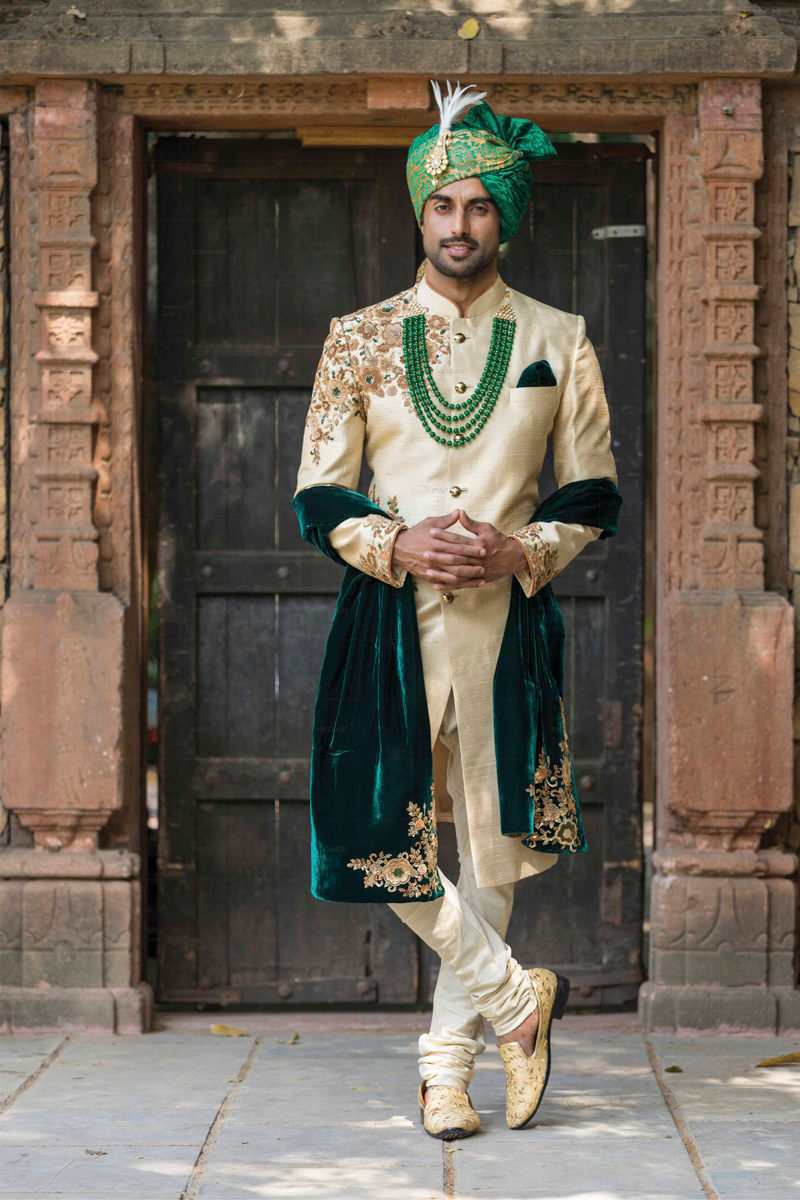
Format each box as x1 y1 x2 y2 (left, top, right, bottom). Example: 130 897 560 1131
444 244 476 258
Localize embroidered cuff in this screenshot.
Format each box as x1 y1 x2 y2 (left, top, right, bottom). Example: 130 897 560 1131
509 522 560 599
358 514 409 588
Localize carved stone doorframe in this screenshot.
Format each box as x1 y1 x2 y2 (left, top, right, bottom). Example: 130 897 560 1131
0 75 796 1032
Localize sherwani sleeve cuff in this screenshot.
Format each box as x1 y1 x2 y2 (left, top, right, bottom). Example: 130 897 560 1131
326 514 409 588
509 521 603 599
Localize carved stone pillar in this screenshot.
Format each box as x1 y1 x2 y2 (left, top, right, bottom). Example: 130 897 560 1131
0 81 150 1033
640 79 799 1032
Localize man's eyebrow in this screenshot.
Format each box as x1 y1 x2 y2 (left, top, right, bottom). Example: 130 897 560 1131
427 192 496 205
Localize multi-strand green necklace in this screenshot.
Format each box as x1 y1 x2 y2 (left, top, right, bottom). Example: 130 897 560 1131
402 285 516 447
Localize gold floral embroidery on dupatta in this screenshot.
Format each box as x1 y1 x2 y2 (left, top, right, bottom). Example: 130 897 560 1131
522 696 583 852
347 784 441 897
510 522 559 595
357 513 408 587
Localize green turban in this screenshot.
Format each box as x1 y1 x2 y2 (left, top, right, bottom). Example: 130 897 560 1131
407 84 557 244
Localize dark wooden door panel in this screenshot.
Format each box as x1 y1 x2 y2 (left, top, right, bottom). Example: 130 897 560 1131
156 137 420 1005
156 137 646 1010
499 150 647 1006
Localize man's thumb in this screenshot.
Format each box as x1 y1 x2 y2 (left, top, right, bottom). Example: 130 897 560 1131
431 508 460 525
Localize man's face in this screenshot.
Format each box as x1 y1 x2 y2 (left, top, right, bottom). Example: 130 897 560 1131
420 177 501 279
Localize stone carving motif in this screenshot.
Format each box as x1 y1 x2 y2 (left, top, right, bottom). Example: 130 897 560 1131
698 78 764 589
661 112 705 593
31 79 101 591
111 79 696 120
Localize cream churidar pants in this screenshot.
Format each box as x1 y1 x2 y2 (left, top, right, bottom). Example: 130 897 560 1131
387 685 537 1092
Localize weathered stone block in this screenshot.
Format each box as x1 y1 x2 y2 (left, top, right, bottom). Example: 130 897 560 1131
0 857 142 995
1 591 127 850
664 592 793 849
641 851 799 1033
0 984 153 1034
366 77 429 112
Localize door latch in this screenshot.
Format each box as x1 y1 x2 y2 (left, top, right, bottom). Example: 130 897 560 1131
591 224 646 241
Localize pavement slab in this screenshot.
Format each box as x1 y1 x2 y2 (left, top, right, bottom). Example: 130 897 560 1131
0 1020 797 1199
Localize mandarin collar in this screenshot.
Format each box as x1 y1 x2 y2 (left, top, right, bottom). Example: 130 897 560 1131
415 270 507 320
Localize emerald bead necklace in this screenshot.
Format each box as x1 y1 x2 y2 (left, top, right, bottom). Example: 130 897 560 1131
402 285 516 448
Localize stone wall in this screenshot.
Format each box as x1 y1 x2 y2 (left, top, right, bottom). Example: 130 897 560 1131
0 122 7 847
787 116 800 888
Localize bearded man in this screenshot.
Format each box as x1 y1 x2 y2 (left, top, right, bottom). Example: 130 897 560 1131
293 81 622 1140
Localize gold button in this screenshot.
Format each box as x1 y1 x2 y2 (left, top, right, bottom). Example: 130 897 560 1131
455 382 468 394
442 591 455 603
449 485 462 497
453 332 466 343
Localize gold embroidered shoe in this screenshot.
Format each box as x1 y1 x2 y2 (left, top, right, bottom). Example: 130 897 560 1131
418 1080 481 1140
498 968 570 1130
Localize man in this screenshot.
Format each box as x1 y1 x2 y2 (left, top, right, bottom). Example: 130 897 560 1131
293 81 620 1139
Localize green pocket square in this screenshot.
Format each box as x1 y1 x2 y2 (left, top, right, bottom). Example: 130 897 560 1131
516 360 557 388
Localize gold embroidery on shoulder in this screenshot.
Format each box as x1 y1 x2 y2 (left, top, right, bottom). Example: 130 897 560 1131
522 696 582 852
305 320 364 467
347 784 441 898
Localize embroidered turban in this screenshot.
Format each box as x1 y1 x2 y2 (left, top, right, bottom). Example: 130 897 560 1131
406 81 557 244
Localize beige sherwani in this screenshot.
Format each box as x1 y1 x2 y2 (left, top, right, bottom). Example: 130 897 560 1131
294 269 618 889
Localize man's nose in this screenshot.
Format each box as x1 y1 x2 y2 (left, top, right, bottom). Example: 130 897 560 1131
449 208 470 238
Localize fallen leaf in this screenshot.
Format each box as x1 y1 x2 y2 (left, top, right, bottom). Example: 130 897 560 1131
665 1064 683 1073
351 1085 366 1090
756 1053 800 1068
273 1032 300 1044
457 17 479 40
85 1149 107 1156
210 1023 248 1037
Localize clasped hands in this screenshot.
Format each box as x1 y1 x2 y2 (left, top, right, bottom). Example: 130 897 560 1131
392 508 527 592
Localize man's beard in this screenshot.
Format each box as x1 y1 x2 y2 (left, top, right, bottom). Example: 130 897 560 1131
426 240 496 279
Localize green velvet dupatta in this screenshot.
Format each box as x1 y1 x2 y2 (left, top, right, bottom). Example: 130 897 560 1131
293 477 622 904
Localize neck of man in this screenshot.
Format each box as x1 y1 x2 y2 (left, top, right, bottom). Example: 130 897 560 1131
423 257 500 318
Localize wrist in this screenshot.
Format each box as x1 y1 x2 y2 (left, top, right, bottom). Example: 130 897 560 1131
392 527 410 570
505 535 527 574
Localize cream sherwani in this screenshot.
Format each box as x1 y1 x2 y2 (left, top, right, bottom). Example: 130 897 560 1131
293 269 618 890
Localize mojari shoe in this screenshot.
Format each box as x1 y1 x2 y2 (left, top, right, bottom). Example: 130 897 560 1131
497 967 570 1130
418 1079 481 1140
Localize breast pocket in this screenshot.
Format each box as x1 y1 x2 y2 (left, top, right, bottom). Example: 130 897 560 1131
508 385 560 432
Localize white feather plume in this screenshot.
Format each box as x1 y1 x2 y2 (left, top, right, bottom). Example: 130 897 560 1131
430 79 487 133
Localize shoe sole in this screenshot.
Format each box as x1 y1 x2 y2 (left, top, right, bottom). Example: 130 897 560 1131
510 971 570 1131
419 1106 476 1140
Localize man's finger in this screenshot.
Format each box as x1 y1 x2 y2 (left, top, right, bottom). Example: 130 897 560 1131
457 509 482 527
428 509 461 527
426 563 485 580
429 571 486 589
427 533 486 554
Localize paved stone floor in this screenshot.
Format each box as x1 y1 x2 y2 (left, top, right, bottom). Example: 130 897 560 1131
0 1012 798 1199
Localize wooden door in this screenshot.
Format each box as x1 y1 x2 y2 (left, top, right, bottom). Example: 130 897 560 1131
154 137 647 1009
485 145 648 1007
